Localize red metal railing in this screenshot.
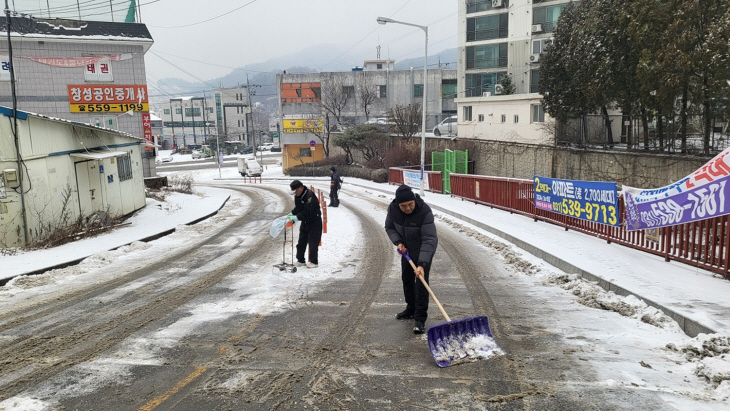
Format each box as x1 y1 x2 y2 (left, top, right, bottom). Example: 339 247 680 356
388 168 444 194
447 173 730 278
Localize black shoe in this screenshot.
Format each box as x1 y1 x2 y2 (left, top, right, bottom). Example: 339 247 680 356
396 309 414 320
413 320 425 334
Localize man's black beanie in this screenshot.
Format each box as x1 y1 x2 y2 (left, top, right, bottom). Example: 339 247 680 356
395 184 415 203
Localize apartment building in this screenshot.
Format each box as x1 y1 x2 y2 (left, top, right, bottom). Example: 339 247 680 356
456 0 569 143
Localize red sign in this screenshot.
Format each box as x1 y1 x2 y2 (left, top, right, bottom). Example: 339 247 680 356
142 113 153 151
67 85 148 104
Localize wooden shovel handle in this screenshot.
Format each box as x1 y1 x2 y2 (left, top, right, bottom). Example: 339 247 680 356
406 259 451 322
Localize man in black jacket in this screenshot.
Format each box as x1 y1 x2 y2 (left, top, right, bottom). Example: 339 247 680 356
288 180 322 268
384 184 438 334
329 166 342 207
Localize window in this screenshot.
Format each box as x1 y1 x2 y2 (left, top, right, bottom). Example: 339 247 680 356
295 88 302 97
377 63 383 69
501 114 506 123
530 69 540 93
533 4 568 32
532 38 553 54
342 86 355 99
514 114 519 123
466 0 504 13
379 85 387 98
532 104 545 123
163 109 170 115
465 72 507 97
299 148 312 157
185 107 201 117
117 153 132 181
414 84 424 98
441 79 457 98
175 108 181 115
312 87 322 99
467 14 509 42
478 114 485 122
463 106 473 121
466 43 508 69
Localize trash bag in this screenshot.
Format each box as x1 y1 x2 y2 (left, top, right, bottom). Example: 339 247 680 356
269 215 290 238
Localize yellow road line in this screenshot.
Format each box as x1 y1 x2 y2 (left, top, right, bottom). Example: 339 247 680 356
138 366 207 411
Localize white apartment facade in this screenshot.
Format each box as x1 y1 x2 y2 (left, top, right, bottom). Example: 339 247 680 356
456 0 569 144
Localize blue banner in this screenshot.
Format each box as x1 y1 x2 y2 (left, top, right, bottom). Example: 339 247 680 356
533 176 620 226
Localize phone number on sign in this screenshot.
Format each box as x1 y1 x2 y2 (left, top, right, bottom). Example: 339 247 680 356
70 103 149 113
552 198 618 225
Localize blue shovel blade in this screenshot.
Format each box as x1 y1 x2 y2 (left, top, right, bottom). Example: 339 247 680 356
426 316 500 367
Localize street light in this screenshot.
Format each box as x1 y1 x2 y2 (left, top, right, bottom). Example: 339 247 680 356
377 16 428 197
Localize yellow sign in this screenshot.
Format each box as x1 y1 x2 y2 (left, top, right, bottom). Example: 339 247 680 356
283 119 323 133
70 103 149 113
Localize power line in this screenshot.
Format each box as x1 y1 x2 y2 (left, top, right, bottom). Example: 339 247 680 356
147 0 259 29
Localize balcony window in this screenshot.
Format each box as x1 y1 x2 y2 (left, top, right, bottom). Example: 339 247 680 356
466 43 508 69
467 14 508 41
530 69 540 93
466 0 507 13
533 4 568 32
465 72 506 97
532 38 552 54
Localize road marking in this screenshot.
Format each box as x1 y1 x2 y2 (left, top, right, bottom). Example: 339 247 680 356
138 366 207 411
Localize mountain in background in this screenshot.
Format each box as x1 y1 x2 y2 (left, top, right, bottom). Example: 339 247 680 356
152 45 457 101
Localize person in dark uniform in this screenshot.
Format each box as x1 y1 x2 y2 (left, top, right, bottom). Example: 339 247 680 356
288 180 322 268
384 184 438 334
329 166 342 207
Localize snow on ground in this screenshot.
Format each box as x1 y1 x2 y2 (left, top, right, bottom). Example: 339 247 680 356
3 162 730 407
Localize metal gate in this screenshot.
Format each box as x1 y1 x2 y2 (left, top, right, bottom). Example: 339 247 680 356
432 149 469 194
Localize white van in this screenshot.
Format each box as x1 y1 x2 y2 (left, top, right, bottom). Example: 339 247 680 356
237 156 262 177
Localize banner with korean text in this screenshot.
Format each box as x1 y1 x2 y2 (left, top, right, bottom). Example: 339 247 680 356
624 147 730 231
533 176 619 227
403 170 430 192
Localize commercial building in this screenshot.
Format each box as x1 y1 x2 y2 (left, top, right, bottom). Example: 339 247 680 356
0 15 155 167
455 0 569 144
277 61 457 169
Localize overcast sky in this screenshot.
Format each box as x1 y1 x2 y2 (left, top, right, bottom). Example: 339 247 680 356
12 0 458 84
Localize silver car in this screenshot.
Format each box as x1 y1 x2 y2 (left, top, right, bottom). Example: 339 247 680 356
433 115 457 136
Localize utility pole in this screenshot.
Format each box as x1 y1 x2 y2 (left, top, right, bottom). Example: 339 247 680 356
5 0 28 245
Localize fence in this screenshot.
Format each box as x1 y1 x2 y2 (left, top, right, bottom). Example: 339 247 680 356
388 168 444 194
447 174 730 278
431 149 469 194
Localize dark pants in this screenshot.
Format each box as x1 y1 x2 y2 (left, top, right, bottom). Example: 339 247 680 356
296 221 322 264
329 187 339 207
400 255 431 322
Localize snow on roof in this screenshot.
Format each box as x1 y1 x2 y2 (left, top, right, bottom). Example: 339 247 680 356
0 105 143 142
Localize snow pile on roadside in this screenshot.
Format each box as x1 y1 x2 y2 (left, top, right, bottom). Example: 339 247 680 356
666 334 730 400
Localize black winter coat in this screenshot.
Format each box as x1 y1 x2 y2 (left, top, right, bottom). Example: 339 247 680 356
292 187 322 226
331 172 342 190
384 195 438 267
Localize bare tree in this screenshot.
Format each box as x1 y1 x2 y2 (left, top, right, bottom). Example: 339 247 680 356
314 76 353 158
357 73 378 121
388 103 422 141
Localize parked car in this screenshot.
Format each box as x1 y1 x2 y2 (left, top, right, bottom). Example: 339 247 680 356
433 115 458 136
191 150 203 159
156 151 173 164
238 156 262 177
240 146 254 154
257 143 274 151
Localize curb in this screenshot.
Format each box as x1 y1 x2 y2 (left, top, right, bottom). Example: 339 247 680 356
348 182 714 337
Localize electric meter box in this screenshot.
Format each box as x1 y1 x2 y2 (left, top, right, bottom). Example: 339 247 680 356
3 169 18 188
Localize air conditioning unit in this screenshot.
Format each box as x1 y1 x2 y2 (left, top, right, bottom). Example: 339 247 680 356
532 24 543 33
529 53 540 63
492 0 504 7
482 92 492 97
494 84 504 95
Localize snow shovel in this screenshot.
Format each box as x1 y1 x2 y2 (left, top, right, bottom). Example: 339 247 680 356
399 250 500 367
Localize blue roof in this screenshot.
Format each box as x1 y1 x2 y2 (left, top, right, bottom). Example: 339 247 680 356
0 106 29 120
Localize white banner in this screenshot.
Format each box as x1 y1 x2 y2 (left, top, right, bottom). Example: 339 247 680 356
403 170 430 192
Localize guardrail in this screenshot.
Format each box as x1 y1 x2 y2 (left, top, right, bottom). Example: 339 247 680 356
445 173 730 278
